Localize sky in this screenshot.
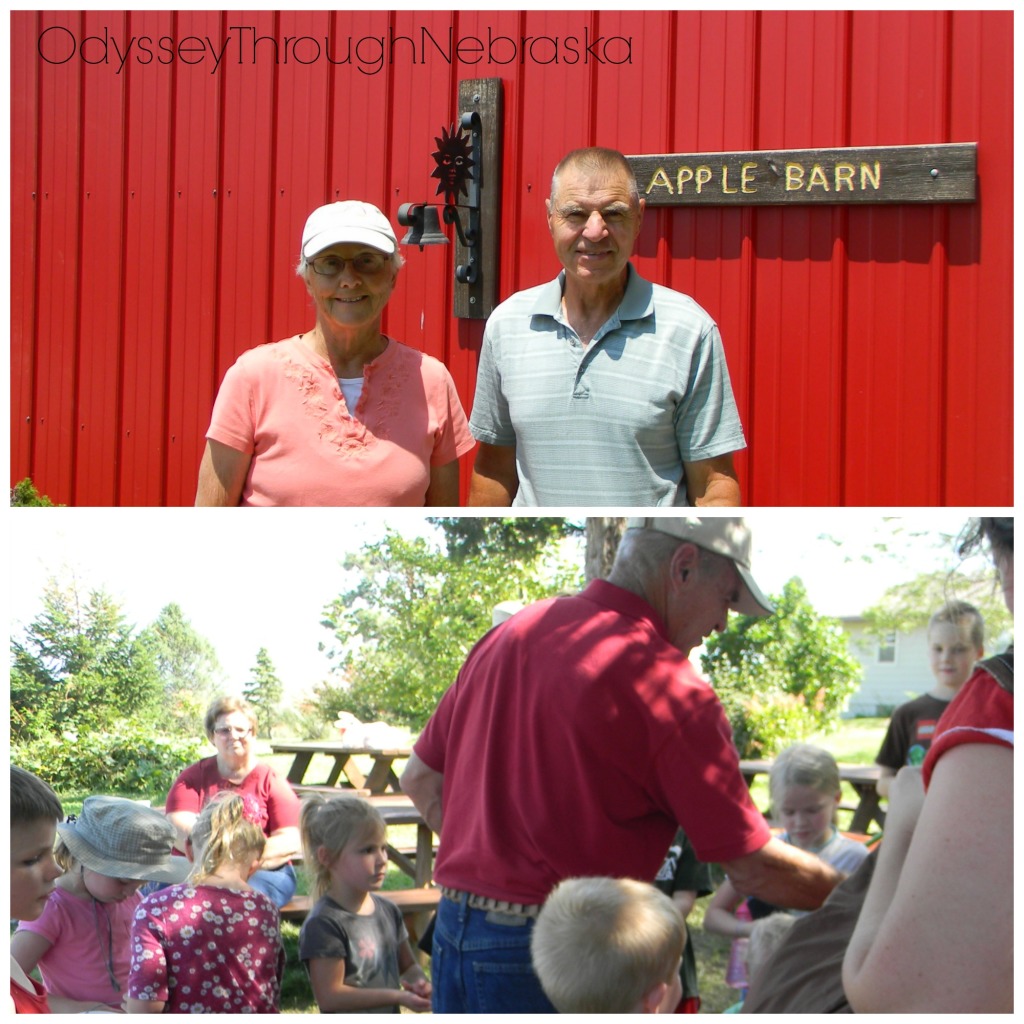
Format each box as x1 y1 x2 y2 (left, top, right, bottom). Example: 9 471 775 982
7 509 991 701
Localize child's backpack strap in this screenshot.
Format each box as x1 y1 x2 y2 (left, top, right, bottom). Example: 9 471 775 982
977 649 1013 694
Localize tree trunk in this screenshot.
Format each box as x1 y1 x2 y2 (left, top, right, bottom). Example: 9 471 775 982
584 518 627 581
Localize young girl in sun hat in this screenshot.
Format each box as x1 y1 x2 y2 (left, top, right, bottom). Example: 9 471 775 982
127 792 285 1013
11 795 191 1013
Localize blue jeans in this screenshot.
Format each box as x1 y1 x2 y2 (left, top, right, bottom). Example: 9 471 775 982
248 863 297 908
431 894 556 1013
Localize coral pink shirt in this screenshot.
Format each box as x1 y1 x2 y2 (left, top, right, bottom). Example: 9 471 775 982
207 336 474 506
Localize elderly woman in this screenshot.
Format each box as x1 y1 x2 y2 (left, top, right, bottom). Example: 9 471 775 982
165 696 301 907
195 200 474 505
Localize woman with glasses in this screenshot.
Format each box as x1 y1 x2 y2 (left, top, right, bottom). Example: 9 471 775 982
164 696 301 907
195 200 474 505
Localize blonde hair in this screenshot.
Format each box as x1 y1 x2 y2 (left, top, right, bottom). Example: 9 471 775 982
300 796 386 901
769 743 841 822
928 600 984 650
746 912 796 986
203 695 259 741
190 793 266 882
531 876 685 1013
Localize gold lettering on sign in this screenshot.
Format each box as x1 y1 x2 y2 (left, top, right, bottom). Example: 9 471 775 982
808 165 830 190
640 156 888 199
647 167 673 193
834 163 855 190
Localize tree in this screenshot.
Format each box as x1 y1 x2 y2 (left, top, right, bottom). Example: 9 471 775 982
10 577 163 742
319 526 583 729
584 518 626 580
244 648 283 738
143 603 224 735
701 578 862 758
428 518 582 562
860 569 1013 649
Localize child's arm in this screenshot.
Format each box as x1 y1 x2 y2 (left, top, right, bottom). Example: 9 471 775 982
701 879 752 938
126 996 166 1013
308 957 431 1012
10 930 51 980
397 939 432 1002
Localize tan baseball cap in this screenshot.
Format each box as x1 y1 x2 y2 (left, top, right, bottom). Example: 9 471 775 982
625 517 774 617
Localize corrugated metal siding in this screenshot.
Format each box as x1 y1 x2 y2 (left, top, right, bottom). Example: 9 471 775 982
10 10 1012 506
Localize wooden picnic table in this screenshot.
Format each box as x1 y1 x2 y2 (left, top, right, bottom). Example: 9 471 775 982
270 741 413 795
739 759 886 834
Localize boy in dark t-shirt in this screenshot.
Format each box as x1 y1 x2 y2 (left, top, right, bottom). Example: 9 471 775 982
874 601 984 798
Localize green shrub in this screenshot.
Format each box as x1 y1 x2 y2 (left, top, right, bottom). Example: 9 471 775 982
10 478 60 506
12 725 204 797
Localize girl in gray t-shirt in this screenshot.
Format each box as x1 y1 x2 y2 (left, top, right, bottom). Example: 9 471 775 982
298 796 431 1013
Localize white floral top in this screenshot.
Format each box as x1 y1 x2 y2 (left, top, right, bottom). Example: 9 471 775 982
128 883 284 1013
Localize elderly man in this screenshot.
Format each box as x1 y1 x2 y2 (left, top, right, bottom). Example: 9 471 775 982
468 147 745 506
402 518 842 1013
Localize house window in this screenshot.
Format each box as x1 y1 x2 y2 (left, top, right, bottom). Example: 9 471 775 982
877 631 897 663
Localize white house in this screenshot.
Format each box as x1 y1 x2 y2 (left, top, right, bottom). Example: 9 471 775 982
840 617 934 717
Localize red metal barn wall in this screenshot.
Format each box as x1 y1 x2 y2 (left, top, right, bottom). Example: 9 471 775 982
10 10 1013 506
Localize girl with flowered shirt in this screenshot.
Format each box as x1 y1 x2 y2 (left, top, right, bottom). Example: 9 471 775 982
127 793 284 1013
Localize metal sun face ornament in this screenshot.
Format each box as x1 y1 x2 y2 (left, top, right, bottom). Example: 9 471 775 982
431 123 475 205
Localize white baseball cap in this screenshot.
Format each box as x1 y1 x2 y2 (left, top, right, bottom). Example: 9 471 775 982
625 517 774 617
301 201 397 258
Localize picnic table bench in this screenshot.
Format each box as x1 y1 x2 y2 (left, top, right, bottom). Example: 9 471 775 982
739 759 886 833
270 741 412 795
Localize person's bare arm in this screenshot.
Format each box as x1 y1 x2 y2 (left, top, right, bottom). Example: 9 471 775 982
701 878 752 937
467 442 517 506
194 439 251 506
683 452 741 506
720 835 843 911
874 765 896 799
127 997 166 1013
843 748 1012 1012
425 459 460 506
167 809 199 854
260 825 302 869
671 889 698 920
400 752 444 836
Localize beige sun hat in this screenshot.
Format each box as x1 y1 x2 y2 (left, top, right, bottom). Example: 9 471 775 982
56 796 191 883
625 516 774 617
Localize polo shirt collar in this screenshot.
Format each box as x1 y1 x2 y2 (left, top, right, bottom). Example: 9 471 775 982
530 264 655 323
579 577 670 643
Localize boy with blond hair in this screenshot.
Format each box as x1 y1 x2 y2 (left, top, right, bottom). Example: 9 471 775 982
874 600 984 797
531 877 686 1013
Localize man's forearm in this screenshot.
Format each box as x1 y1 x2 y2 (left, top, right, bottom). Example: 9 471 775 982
693 476 741 506
723 837 843 910
467 470 515 506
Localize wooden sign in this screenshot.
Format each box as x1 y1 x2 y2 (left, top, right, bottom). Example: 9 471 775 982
628 143 976 206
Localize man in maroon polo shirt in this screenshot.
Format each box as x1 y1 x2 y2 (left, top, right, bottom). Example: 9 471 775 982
403 517 843 1013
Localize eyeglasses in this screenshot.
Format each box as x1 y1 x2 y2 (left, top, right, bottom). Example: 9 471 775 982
308 253 389 277
214 726 252 738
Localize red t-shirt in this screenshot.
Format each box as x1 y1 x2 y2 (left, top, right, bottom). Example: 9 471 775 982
165 758 300 836
922 665 1013 788
415 579 770 904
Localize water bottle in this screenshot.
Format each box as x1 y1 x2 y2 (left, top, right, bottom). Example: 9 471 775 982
725 900 752 990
